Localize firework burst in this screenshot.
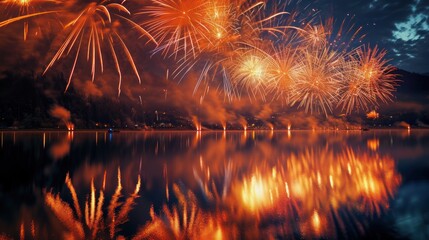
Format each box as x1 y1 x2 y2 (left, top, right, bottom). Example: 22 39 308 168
141 0 214 59
43 0 156 95
0 0 400 115
339 45 398 114
353 45 397 102
290 48 344 116
302 22 330 48
0 0 61 40
229 47 273 97
267 46 298 102
142 1 298 98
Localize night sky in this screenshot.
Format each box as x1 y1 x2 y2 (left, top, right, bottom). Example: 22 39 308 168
1 0 428 73
0 0 428 125
322 0 429 73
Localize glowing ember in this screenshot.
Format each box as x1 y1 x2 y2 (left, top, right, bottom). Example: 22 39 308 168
66 122 74 131
367 138 380 151
366 110 379 119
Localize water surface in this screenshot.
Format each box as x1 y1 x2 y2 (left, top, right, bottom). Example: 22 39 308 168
0 130 428 239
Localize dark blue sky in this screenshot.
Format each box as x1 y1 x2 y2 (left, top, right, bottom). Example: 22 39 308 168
316 0 429 73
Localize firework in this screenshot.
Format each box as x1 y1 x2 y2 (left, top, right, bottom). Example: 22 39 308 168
142 1 299 97
302 23 330 48
43 1 156 95
0 0 399 115
339 46 397 114
289 48 344 116
0 0 61 40
355 46 397 101
268 46 298 102
141 0 214 59
229 47 275 97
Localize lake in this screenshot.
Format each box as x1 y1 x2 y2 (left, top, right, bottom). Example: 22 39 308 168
0 130 428 239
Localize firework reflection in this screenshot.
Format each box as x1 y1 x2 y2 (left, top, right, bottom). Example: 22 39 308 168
44 168 141 239
191 142 400 238
134 184 230 240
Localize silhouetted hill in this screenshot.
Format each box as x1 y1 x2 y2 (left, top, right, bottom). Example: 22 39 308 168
394 69 429 96
369 69 429 128
0 72 153 129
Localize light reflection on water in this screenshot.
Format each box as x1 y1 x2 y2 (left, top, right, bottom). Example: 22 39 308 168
0 130 428 239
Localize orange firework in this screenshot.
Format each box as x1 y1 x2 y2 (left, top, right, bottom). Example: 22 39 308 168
366 110 379 119
301 17 364 50
0 0 399 115
339 45 398 114
199 0 236 50
43 1 156 95
143 0 298 99
303 23 330 48
290 48 344 116
141 0 214 59
354 45 398 102
230 47 273 97
268 47 298 102
0 0 61 40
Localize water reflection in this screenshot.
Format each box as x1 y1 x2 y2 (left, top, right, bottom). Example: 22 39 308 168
190 146 401 239
45 169 141 239
0 130 428 239
136 184 227 240
49 131 73 160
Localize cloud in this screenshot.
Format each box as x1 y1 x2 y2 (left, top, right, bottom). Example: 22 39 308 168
317 0 429 73
391 13 429 42
386 0 429 72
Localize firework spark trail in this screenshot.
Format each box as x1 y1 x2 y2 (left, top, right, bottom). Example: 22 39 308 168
142 1 300 97
230 48 271 97
115 175 141 227
45 168 142 239
134 183 225 240
42 1 156 95
0 0 61 40
140 0 398 114
108 167 122 238
140 0 215 59
0 0 399 115
0 11 57 28
338 45 398 114
65 173 83 219
289 47 344 116
45 192 85 239
268 47 298 102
